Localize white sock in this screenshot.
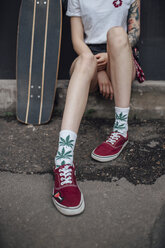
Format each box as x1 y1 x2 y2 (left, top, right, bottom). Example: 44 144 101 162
55 130 77 168
113 107 130 137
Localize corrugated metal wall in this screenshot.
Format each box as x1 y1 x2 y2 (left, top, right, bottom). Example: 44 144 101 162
0 0 164 80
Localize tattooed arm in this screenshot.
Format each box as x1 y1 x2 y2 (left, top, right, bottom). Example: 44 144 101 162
127 0 141 47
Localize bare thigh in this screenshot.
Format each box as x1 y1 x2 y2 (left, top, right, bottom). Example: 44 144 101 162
69 56 98 93
106 43 136 82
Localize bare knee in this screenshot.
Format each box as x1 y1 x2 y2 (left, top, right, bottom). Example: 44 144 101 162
75 53 97 73
107 26 128 50
69 53 97 89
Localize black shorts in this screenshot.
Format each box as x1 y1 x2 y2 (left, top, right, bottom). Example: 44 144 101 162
87 43 107 55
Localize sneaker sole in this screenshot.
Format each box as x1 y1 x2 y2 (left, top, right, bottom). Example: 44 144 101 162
52 192 85 216
91 140 128 162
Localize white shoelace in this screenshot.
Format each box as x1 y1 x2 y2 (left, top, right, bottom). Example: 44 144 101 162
106 132 121 145
59 165 72 185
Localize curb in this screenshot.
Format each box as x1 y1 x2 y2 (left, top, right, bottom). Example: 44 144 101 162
0 80 165 120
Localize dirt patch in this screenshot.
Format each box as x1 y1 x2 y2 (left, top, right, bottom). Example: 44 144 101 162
0 116 165 185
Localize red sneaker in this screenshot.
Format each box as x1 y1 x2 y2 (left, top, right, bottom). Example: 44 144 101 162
91 132 128 162
52 164 85 216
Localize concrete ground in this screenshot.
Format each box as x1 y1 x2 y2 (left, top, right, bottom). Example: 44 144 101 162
0 116 165 248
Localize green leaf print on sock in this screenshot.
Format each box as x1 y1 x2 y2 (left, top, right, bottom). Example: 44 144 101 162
116 113 127 121
114 121 125 130
56 147 73 160
61 160 66 165
59 135 74 148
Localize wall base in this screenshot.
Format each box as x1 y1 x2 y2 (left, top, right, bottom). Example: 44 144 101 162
0 80 165 120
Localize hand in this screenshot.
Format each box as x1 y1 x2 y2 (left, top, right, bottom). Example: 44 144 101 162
97 70 114 100
95 53 108 72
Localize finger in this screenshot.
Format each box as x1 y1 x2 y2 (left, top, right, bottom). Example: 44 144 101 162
109 85 114 100
95 54 101 59
96 54 106 63
98 65 106 71
111 91 114 100
110 92 113 100
104 84 109 99
97 61 106 65
98 64 105 68
97 67 104 72
97 67 103 72
106 85 110 99
97 57 107 63
99 83 103 95
97 66 104 71
103 85 106 97
97 65 106 71
110 91 113 100
97 58 104 64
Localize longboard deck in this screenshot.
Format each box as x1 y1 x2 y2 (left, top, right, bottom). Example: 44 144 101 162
17 0 62 125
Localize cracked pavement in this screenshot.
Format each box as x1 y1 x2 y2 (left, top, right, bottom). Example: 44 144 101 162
0 116 165 248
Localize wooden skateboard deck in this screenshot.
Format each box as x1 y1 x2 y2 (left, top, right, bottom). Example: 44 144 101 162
17 0 62 124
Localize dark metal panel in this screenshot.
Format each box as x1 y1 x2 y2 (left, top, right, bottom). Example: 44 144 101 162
139 0 165 80
0 0 21 78
58 15 77 80
0 0 165 80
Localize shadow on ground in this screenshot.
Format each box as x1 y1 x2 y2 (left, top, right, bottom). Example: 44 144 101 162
0 115 165 185
150 204 165 248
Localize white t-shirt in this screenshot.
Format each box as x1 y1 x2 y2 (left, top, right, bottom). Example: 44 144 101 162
66 0 135 44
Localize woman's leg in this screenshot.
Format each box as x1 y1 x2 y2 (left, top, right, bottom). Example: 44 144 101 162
106 26 136 107
106 26 136 136
52 53 98 216
55 52 97 167
91 27 136 162
61 53 97 133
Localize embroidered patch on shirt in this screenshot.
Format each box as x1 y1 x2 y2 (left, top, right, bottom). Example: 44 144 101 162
113 0 123 8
